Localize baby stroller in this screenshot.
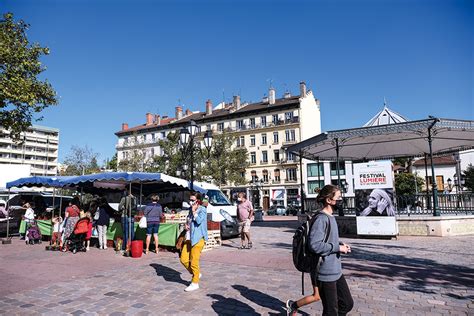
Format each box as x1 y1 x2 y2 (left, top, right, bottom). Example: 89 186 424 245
66 217 90 254
26 221 42 245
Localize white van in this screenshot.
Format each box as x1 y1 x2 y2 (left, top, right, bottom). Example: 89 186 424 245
192 182 239 238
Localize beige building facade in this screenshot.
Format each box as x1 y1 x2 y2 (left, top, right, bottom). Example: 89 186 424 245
115 82 322 209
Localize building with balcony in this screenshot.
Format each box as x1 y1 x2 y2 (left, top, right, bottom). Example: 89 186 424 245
115 82 321 209
0 125 59 176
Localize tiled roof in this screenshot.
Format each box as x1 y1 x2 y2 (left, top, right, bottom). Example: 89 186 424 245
412 156 457 166
116 95 302 136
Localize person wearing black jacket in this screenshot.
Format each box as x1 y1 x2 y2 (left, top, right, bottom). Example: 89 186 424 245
94 197 110 250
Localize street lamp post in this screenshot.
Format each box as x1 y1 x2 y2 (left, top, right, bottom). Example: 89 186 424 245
179 120 213 191
250 177 263 209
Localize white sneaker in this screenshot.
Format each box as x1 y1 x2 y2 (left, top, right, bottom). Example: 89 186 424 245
199 273 202 279
104 245 107 250
86 247 90 251
184 283 199 292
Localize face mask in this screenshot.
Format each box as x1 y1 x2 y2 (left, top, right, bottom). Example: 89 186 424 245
333 199 343 211
237 198 242 202
189 200 196 206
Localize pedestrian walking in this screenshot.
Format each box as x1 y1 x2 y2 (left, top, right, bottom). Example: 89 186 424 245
144 194 162 254
179 192 208 292
237 192 254 249
286 184 354 316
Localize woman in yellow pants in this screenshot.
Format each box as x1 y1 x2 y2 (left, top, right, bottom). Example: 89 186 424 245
180 192 208 292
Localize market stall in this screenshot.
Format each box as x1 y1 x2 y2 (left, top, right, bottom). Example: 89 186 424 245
19 219 180 247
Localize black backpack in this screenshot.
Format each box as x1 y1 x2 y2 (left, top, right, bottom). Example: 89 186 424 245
292 211 331 293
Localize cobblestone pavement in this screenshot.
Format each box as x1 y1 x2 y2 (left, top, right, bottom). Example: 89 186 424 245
0 217 473 315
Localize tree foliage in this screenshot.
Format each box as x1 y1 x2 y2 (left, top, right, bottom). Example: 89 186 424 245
62 145 100 175
462 164 474 192
106 153 118 171
395 172 425 195
0 13 57 139
148 131 248 186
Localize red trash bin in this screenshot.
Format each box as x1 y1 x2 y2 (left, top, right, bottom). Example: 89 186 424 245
131 240 143 258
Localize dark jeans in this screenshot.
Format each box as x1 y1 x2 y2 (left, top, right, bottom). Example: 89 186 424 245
121 216 135 250
317 274 354 316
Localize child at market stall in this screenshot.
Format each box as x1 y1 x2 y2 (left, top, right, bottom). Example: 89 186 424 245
84 212 93 251
51 216 63 248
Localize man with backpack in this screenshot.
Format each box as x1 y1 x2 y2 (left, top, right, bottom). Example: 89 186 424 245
287 184 353 316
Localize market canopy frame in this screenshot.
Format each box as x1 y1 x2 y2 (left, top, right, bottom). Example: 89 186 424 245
288 117 474 216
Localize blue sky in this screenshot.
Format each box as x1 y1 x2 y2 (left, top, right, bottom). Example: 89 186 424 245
3 0 473 163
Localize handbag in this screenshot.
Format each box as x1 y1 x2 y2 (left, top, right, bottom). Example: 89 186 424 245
175 230 187 250
138 216 147 229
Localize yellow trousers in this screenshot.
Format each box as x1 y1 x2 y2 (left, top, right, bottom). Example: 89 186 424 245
180 238 205 283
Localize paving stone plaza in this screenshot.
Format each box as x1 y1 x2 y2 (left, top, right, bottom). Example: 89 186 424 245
1 217 473 315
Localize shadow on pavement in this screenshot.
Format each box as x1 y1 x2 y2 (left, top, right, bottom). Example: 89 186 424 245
231 285 311 316
207 293 258 315
150 263 188 285
345 246 474 296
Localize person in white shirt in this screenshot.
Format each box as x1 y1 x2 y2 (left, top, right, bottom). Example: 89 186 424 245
24 203 35 223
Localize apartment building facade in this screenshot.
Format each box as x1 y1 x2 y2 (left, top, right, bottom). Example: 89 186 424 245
0 125 60 176
115 82 322 209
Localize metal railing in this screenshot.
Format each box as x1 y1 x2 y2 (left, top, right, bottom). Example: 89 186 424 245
304 193 474 216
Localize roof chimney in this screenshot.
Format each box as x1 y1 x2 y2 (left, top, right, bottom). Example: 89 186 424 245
146 113 154 126
175 106 183 120
155 114 161 125
206 99 213 115
121 123 129 131
269 87 276 105
233 95 241 110
185 109 192 116
300 81 307 97
262 95 269 103
283 92 291 99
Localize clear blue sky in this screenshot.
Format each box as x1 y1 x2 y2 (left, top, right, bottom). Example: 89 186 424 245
3 0 473 163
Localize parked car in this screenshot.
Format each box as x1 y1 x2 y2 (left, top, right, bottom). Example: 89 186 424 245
268 205 287 216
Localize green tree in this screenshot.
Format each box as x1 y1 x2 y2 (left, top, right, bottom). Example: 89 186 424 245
395 172 425 195
202 132 248 186
149 131 248 186
106 153 118 171
63 145 100 175
117 133 150 172
462 164 474 192
0 13 57 140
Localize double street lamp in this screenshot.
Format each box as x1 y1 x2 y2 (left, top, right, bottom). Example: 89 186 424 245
179 120 213 191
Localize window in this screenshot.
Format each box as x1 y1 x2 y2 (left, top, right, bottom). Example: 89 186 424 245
262 151 268 163
262 170 269 183
285 129 296 141
240 171 246 178
273 132 279 144
261 116 267 127
250 152 256 164
237 120 244 129
161 131 166 139
261 133 267 145
330 162 346 176
206 124 211 131
250 135 256 146
217 122 224 131
251 170 257 182
237 136 245 147
285 112 293 122
308 180 325 194
151 133 156 142
122 152 126 159
150 148 155 157
274 169 281 181
273 149 280 162
287 151 295 161
250 118 256 128
272 114 279 125
307 163 324 177
287 168 297 181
